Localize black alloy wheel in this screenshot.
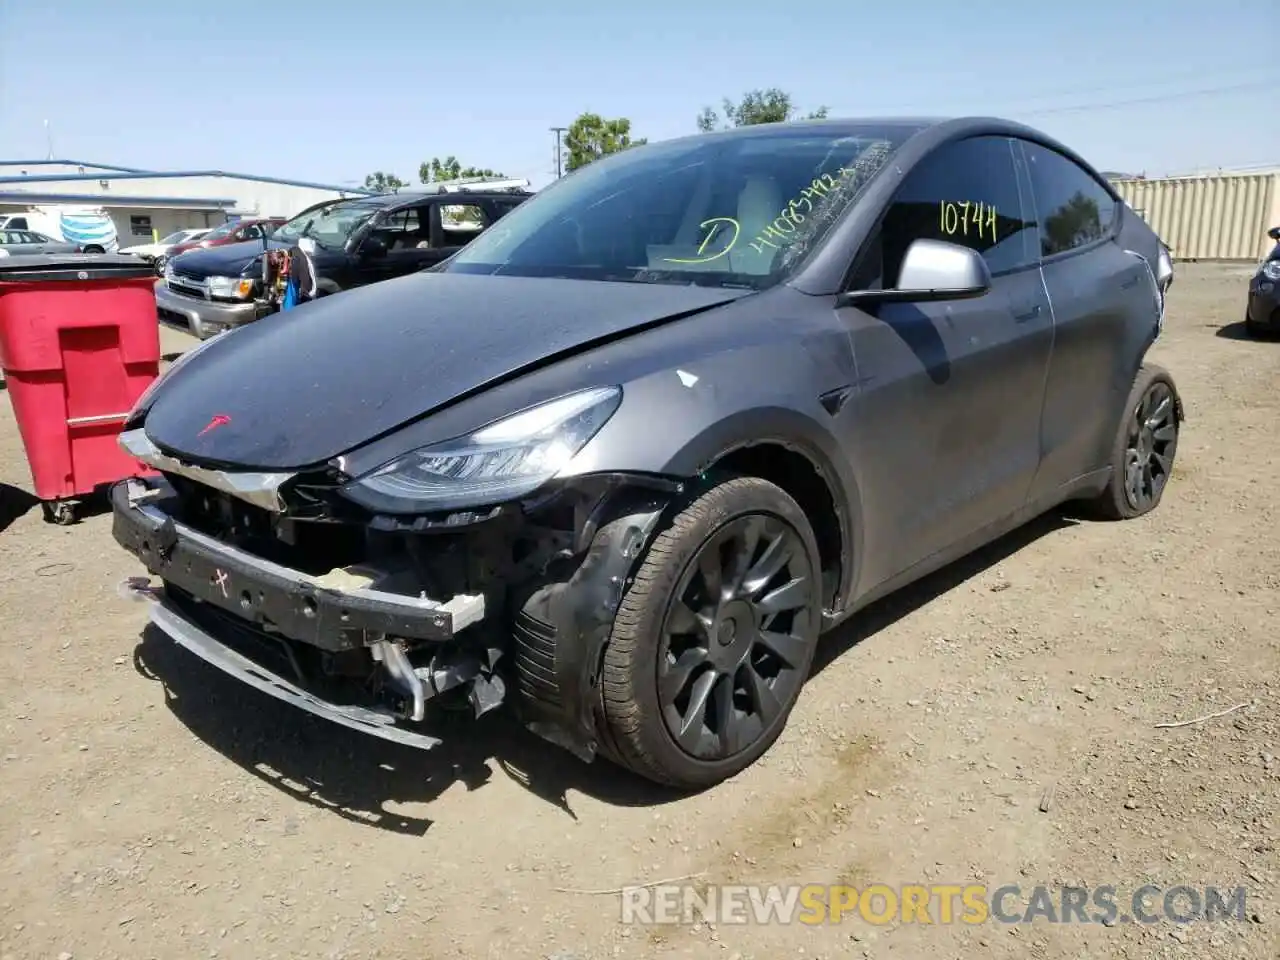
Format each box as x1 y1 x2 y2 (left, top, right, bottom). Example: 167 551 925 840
658 514 816 761
595 476 824 790
1089 363 1181 520
1123 379 1177 512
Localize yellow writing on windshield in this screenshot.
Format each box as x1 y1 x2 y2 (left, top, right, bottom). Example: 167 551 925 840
939 201 998 243
661 217 741 264
747 163 865 255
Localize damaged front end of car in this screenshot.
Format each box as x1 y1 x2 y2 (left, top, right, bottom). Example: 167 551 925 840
111 389 684 764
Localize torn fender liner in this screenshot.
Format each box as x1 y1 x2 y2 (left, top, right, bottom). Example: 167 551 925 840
513 491 670 761
149 600 443 751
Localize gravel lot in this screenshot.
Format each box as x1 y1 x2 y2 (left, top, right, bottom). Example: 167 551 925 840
0 264 1276 960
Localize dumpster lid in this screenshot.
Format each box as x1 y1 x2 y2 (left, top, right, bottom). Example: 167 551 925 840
0 253 157 283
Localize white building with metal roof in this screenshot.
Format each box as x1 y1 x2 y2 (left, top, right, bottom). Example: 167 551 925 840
0 158 375 247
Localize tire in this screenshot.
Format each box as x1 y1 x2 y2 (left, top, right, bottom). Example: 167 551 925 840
597 476 823 790
41 500 76 525
1245 309 1266 338
82 245 104 254
1086 364 1181 520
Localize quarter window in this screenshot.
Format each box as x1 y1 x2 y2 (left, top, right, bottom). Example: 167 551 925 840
439 203 488 246
1022 142 1118 257
851 136 1038 289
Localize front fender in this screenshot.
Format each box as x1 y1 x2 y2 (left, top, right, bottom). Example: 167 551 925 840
562 386 864 615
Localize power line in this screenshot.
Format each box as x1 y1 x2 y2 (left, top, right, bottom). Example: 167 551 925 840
549 127 567 179
854 74 1278 123
1017 79 1276 118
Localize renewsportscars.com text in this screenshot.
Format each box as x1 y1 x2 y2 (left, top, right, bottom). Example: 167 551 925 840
620 883 1249 926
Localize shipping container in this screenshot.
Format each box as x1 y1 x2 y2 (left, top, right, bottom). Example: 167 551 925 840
1112 172 1280 261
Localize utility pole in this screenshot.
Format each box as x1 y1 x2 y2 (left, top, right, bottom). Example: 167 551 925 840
43 120 54 160
549 126 566 179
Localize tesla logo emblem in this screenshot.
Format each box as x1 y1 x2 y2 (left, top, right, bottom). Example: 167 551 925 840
198 414 231 437
213 569 229 598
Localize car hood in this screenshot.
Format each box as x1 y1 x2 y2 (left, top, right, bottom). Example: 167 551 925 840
141 270 750 470
169 239 287 279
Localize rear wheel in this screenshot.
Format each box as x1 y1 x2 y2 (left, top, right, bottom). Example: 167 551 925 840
1086 364 1180 520
81 245 104 254
597 477 822 789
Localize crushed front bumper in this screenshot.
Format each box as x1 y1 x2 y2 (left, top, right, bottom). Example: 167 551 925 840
111 475 490 747
147 599 445 749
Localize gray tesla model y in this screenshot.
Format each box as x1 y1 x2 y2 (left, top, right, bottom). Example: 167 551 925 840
112 116 1181 790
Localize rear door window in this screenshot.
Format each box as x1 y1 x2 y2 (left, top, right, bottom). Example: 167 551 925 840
369 208 428 251
1021 142 1119 258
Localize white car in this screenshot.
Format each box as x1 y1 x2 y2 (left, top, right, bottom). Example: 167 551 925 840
119 228 211 264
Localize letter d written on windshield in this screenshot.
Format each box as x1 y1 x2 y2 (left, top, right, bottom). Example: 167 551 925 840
662 217 741 264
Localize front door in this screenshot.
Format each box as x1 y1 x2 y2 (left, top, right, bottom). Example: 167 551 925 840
833 135 1053 590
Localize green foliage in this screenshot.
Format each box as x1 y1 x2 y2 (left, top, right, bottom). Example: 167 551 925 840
1044 191 1104 252
564 112 647 172
419 156 506 184
696 88 829 132
363 171 405 193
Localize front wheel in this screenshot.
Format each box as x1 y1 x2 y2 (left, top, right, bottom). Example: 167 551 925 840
1086 364 1181 520
597 476 823 790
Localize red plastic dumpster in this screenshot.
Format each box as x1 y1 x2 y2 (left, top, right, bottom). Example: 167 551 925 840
0 254 161 525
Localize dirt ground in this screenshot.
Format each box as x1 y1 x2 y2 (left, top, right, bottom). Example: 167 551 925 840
0 265 1276 960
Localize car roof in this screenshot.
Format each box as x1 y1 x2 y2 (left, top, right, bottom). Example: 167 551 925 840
348 189 533 210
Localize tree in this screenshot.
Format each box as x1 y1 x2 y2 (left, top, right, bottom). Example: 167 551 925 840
419 156 506 184
563 112 646 172
363 171 405 193
696 88 829 132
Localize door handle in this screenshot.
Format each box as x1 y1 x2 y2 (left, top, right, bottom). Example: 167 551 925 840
1014 304 1041 323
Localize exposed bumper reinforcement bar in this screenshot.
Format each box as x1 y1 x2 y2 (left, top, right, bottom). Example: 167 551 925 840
111 475 485 651
149 598 443 750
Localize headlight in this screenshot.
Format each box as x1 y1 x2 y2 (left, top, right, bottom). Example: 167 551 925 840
207 275 256 299
340 386 623 513
1261 261 1280 282
163 260 175 279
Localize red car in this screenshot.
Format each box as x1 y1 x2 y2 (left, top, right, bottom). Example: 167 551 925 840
156 217 284 273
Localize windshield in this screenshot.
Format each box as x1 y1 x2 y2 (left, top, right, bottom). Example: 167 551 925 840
273 200 380 250
445 124 917 288
160 231 191 245
203 221 237 240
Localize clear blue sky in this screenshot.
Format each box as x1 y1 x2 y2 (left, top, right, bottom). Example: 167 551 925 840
1 0 1276 189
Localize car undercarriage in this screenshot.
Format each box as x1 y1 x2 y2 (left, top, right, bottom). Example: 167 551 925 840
113 428 679 764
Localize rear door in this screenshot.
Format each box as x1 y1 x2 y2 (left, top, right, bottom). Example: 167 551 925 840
835 135 1052 588
1015 139 1156 502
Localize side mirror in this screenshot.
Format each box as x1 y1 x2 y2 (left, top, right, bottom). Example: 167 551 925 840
837 239 992 307
1268 226 1280 241
361 236 388 259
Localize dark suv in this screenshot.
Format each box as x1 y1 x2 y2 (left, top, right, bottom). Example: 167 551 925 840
155 189 530 338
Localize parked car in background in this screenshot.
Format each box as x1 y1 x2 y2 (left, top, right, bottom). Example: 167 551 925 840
0 229 82 256
120 228 211 267
156 188 530 338
0 204 117 252
115 117 1178 790
1245 225 1280 337
156 217 284 274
